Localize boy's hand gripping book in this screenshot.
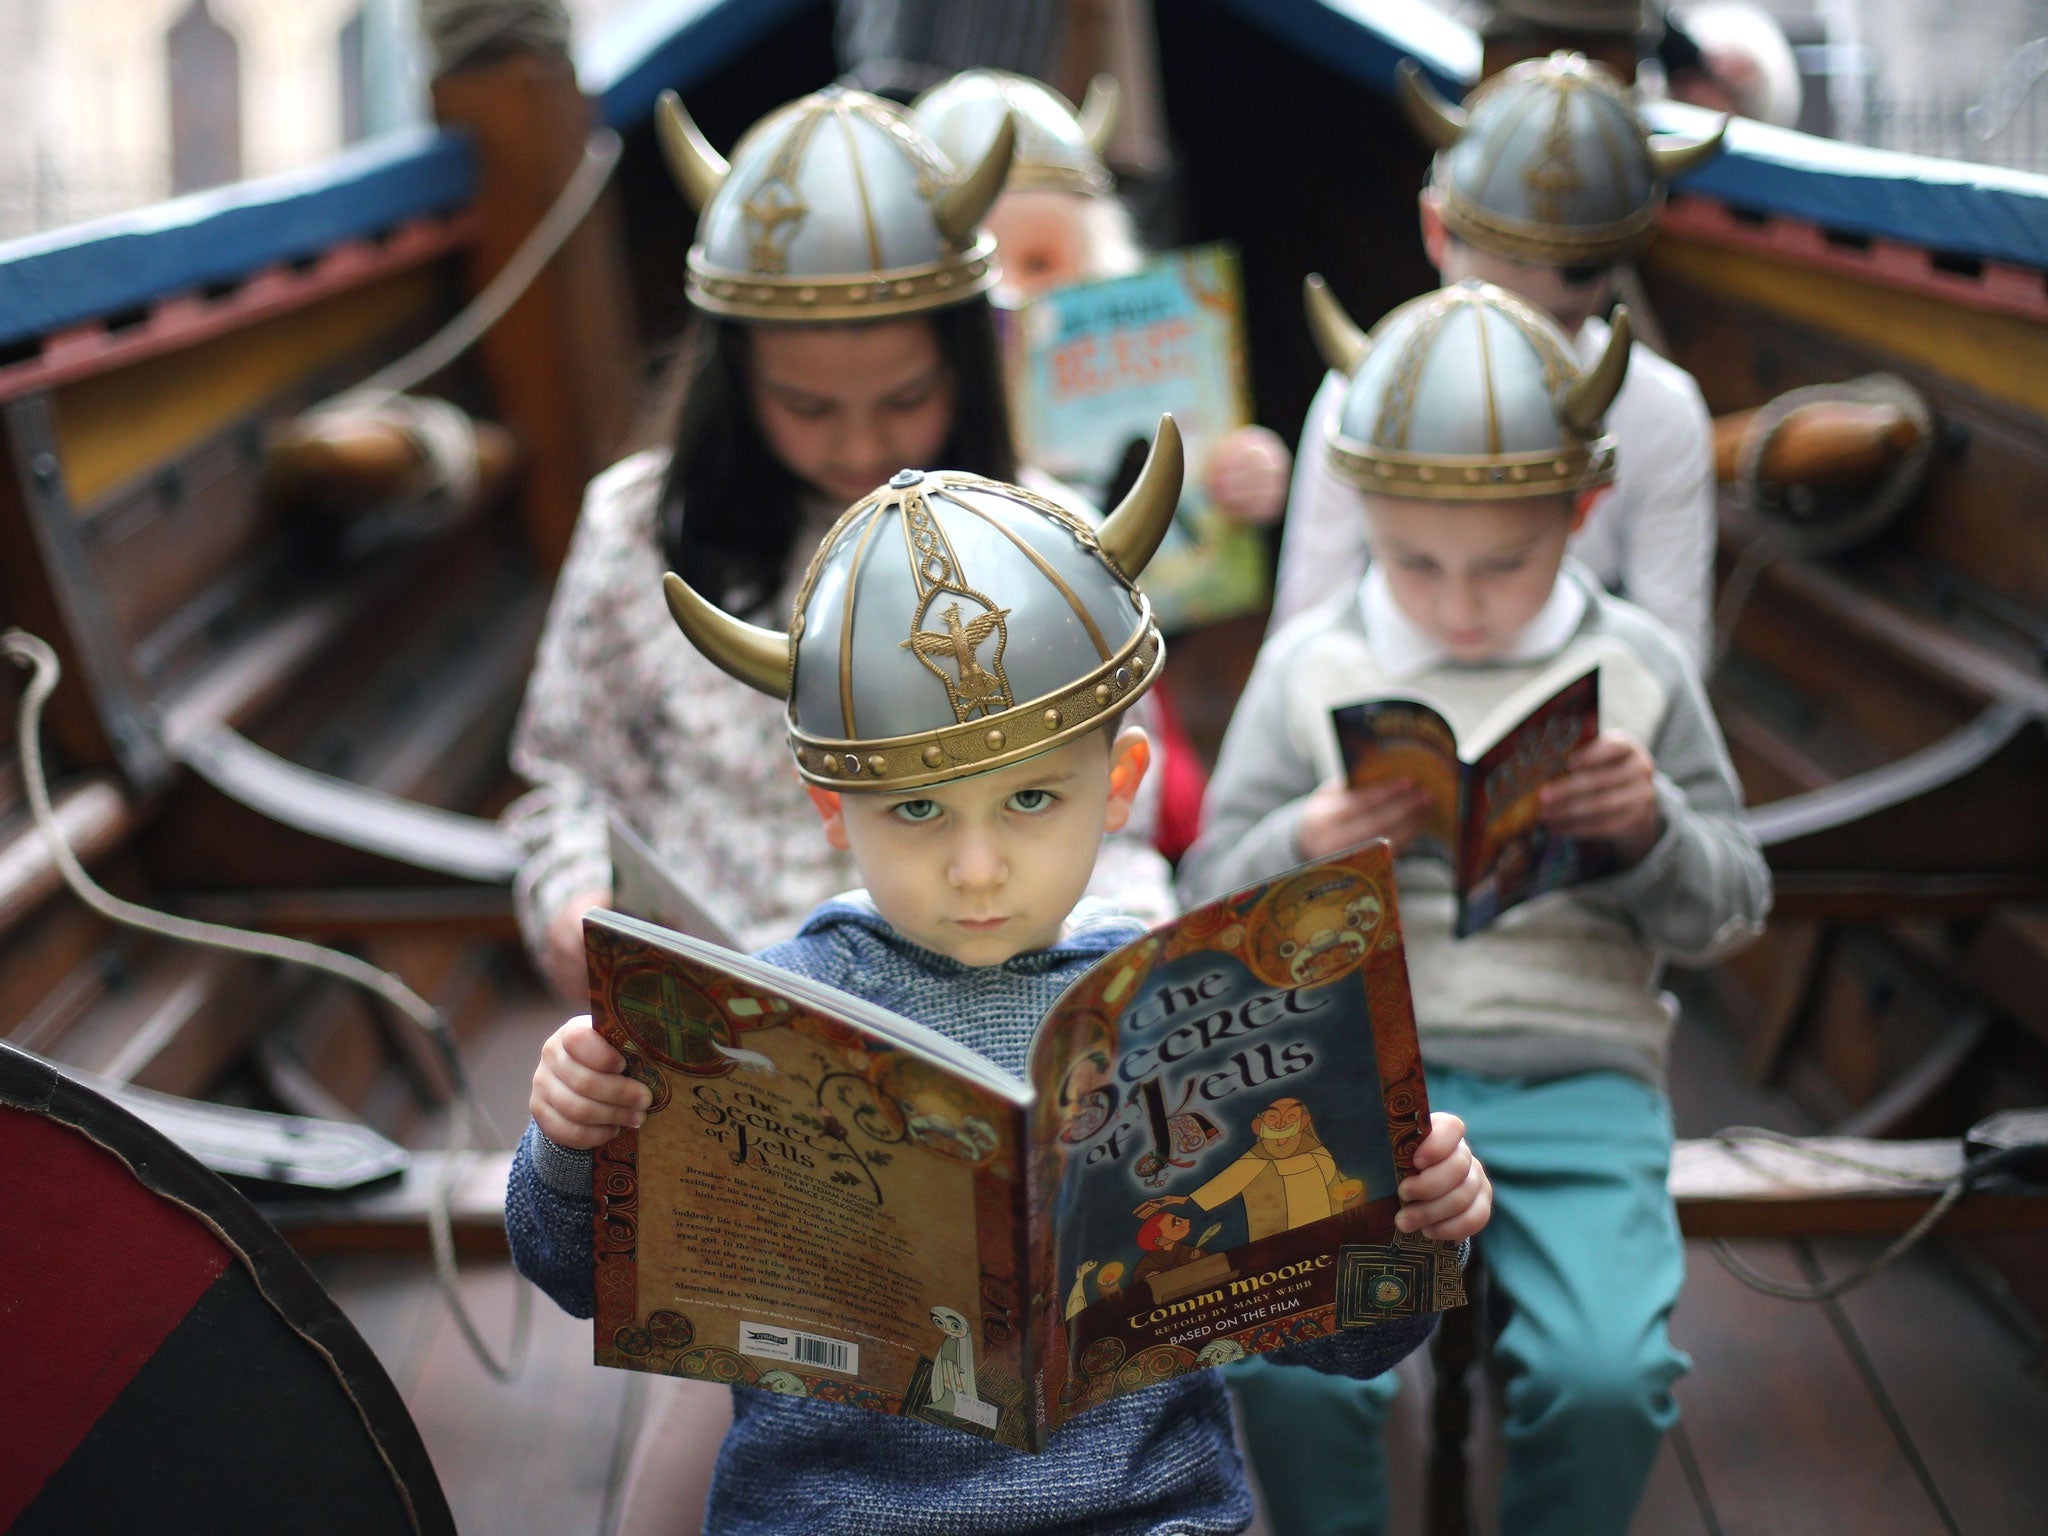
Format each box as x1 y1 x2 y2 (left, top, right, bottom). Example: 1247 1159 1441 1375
582 843 1465 1452
1324 660 1615 938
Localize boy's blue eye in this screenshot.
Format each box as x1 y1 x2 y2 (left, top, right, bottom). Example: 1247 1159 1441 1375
892 799 942 822
1008 788 1055 813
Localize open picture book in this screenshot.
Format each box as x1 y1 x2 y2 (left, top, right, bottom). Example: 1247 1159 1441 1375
1324 661 1614 938
1003 242 1269 632
581 843 1465 1452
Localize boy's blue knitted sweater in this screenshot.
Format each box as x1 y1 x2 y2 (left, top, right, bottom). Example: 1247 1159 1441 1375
507 894 1439 1536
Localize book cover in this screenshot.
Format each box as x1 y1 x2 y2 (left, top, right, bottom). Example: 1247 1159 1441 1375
1330 669 1614 936
1004 243 1270 633
583 844 1463 1450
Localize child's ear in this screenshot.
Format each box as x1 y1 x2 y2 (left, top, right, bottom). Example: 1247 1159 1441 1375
1102 725 1152 834
1418 188 1449 272
1570 486 1608 535
806 784 851 851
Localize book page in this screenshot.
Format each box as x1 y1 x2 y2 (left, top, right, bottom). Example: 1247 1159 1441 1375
606 811 742 951
584 914 1038 1449
1004 243 1269 631
1456 670 1614 936
1025 846 1465 1431
1329 697 1463 863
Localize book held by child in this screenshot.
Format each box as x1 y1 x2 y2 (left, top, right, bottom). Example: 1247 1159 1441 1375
583 842 1464 1452
1322 656 1616 938
1003 242 1269 632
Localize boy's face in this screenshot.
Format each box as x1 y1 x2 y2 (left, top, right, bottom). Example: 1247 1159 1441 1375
1367 493 1585 664
988 189 1092 303
809 727 1150 967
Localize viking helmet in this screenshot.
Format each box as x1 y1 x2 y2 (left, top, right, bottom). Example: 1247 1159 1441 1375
1399 52 1725 267
657 84 1016 323
912 69 1119 199
663 419 1184 792
1304 277 1629 499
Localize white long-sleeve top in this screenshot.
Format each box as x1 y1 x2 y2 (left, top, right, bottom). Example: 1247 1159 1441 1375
504 449 1176 963
1269 315 1717 670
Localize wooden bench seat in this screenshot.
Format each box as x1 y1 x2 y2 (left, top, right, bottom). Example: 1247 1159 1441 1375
259 1134 2048 1260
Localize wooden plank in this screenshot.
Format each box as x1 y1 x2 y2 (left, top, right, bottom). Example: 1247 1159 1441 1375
399 1262 632 1536
1810 1239 2048 1536
1670 1239 1953 1536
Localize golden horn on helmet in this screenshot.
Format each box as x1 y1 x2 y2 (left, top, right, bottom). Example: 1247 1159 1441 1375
1562 306 1632 439
1303 274 1371 376
1647 116 1729 180
1096 416 1185 581
1395 60 1468 151
656 90 729 212
662 572 790 700
934 110 1017 246
1078 75 1121 156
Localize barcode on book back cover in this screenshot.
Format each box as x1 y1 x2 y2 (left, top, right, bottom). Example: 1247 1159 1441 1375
737 1320 860 1375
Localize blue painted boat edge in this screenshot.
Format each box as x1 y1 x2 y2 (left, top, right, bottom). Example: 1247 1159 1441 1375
1207 0 2048 271
0 127 476 352
580 0 826 131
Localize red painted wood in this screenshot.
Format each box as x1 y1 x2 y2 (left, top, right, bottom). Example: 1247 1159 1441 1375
0 1106 231 1527
1662 195 2048 325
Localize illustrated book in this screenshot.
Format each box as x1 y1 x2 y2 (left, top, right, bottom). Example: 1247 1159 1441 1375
1003 242 1269 632
1324 661 1614 938
582 843 1465 1451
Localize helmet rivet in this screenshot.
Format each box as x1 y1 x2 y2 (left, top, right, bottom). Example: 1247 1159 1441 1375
890 469 925 489
1418 466 1435 482
1095 684 1113 706
1043 708 1062 729
922 744 945 768
895 280 914 296
1510 465 1527 481
1114 667 1132 690
936 272 955 288
1375 462 1392 477
822 754 841 773
796 748 810 767
867 755 886 776
985 729 1005 751
1466 467 1482 482
1552 459 1570 475
842 756 860 776
798 287 817 302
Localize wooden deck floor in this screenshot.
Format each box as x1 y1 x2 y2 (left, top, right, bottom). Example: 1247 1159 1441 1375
312 979 2048 1536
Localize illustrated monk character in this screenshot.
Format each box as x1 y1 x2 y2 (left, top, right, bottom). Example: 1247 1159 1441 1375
927 1305 981 1417
1187 1097 1364 1240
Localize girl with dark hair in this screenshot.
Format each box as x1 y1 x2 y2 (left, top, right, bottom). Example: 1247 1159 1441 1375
505 87 1174 1003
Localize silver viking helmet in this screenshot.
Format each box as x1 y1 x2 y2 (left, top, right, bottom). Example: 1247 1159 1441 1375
657 84 1017 323
1305 276 1629 500
663 418 1184 792
1399 52 1725 268
911 69 1119 199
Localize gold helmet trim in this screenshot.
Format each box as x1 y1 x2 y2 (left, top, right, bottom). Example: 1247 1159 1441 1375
1435 177 1663 267
1325 435 1618 499
685 237 1000 321
792 617 1163 791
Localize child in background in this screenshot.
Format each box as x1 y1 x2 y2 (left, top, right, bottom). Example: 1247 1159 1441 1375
912 67 1294 535
1180 280 1770 1536
1270 52 1726 669
509 427 1492 1536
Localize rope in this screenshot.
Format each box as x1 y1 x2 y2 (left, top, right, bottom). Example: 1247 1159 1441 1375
3 630 531 1382
1702 1125 2034 1303
1713 373 1934 672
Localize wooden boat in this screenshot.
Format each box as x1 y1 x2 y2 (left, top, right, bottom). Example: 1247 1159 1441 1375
2 1 2043 1530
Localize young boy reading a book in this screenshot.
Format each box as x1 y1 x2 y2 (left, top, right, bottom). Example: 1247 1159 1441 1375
507 424 1492 1535
1179 283 1771 1536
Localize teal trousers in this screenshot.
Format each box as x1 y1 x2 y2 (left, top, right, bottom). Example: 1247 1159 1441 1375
1231 1067 1688 1536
